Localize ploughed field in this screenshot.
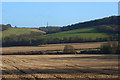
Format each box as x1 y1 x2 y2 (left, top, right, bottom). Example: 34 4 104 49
2 54 118 80
2 42 106 54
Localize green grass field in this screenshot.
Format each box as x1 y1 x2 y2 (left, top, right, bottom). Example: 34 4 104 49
44 27 110 39
2 27 111 40
2 28 44 38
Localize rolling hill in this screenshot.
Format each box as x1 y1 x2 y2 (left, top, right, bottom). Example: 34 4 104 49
42 16 119 41
2 28 46 38
61 16 119 31
38 16 119 34
2 16 119 46
44 26 109 40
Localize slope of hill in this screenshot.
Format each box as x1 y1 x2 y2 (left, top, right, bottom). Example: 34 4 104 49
38 16 119 34
44 26 110 40
61 16 119 31
2 28 45 37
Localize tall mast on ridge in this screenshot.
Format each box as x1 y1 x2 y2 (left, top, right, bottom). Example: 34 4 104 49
47 21 48 27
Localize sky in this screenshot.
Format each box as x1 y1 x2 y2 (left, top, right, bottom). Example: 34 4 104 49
2 2 118 27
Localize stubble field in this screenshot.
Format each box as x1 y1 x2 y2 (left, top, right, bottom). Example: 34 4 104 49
2 42 105 54
2 54 118 80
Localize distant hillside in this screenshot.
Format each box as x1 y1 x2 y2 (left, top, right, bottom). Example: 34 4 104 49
2 28 45 38
44 26 110 40
39 16 119 34
61 16 119 31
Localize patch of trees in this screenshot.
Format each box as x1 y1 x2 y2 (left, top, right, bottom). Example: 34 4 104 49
2 32 43 46
81 41 119 54
100 41 119 54
2 33 117 47
0 24 12 31
96 25 118 33
61 16 119 31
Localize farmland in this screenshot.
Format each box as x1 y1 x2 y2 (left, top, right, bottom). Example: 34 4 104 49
1 16 119 80
2 25 114 47
2 27 110 40
2 16 118 47
2 28 45 38
44 27 110 40
1 3 119 80
1 28 118 80
2 42 119 80
2 54 118 80
2 42 106 55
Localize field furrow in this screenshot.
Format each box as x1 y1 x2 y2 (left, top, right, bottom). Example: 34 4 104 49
2 54 118 80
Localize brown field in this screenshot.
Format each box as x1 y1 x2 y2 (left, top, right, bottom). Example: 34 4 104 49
29 29 46 34
2 54 118 80
2 42 106 54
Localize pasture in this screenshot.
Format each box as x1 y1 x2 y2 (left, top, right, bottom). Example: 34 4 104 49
44 27 110 39
2 28 45 37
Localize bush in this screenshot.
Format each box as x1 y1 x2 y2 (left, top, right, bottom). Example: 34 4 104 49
97 25 118 33
63 45 76 54
100 41 118 54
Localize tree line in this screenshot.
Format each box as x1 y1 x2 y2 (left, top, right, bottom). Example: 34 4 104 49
2 32 117 47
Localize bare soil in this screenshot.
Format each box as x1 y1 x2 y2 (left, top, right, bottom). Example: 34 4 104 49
2 54 118 80
29 29 46 34
2 42 106 54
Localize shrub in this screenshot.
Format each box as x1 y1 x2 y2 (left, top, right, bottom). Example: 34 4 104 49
63 45 76 54
100 41 118 54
